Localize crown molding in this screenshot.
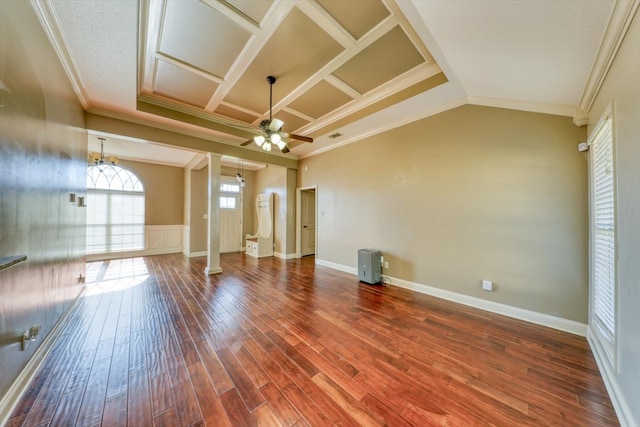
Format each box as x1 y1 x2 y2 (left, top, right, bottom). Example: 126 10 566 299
467 96 575 117
573 107 590 127
300 94 466 159
577 0 639 114
29 0 91 109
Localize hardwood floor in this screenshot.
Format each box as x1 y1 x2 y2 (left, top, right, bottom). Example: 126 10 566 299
8 253 618 426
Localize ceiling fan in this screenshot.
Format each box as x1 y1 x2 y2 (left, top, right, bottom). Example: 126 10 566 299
241 75 313 153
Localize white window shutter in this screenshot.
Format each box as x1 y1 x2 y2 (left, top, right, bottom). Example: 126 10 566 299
591 117 616 340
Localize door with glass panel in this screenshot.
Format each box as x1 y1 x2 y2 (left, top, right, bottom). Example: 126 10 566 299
220 178 242 253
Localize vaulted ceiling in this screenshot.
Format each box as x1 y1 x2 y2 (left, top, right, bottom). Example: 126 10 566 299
38 0 618 167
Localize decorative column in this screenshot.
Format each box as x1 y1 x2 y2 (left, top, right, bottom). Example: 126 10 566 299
205 153 222 275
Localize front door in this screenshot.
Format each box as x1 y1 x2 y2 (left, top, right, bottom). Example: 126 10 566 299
220 178 242 253
301 189 316 256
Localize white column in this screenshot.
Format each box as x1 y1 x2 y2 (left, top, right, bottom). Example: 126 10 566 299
205 153 222 275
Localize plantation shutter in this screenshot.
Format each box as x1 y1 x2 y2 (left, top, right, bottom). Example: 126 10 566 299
590 116 616 340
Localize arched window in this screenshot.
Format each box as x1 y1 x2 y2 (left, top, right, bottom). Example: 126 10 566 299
86 165 145 254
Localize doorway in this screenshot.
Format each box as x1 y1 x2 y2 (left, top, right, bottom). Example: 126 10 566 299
219 177 243 253
296 186 317 258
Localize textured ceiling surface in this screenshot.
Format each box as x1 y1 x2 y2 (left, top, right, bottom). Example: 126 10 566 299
46 0 617 164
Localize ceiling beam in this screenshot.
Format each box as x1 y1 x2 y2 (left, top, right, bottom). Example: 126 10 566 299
85 113 299 170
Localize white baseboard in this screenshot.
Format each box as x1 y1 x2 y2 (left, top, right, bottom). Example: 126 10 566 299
0 287 86 426
315 258 587 336
316 259 358 275
88 247 182 261
587 327 637 427
183 251 207 258
275 252 298 260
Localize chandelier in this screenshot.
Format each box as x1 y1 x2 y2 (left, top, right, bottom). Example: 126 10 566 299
88 137 118 166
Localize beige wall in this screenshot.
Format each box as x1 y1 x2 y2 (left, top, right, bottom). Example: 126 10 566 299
588 10 640 424
300 104 588 322
185 164 257 255
189 167 208 253
254 165 288 255
118 160 184 225
0 1 86 399
285 168 297 254
183 166 191 227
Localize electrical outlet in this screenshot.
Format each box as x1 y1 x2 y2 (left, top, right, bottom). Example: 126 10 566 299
384 261 389 269
482 280 493 291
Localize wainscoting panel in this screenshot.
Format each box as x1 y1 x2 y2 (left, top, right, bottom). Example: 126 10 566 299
88 225 183 261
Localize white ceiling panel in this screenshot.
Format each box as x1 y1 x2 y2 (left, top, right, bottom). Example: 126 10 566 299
154 60 219 107
411 0 615 107
160 0 251 77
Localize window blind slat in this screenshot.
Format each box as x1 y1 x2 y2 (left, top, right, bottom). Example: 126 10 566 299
591 117 616 340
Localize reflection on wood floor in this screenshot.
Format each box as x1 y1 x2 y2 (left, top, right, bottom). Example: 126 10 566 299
7 253 619 426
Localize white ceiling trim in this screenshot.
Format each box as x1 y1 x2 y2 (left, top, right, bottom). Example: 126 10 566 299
88 105 249 146
395 1 462 90
155 52 225 84
298 62 442 135
299 81 467 159
294 0 358 47
139 0 162 95
577 0 639 115
254 15 402 127
30 0 91 109
282 107 315 123
324 74 362 100
385 0 435 64
203 1 295 112
186 153 208 170
467 96 575 118
200 0 261 33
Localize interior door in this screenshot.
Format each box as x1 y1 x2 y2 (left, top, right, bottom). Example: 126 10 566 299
220 179 242 253
301 189 316 256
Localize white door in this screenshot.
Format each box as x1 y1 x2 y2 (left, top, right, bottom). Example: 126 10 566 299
220 179 242 253
301 189 316 256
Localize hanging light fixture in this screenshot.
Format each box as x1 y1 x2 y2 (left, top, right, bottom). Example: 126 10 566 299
236 159 245 187
88 137 118 166
253 76 288 152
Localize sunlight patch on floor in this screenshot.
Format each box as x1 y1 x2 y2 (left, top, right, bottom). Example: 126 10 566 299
85 257 149 295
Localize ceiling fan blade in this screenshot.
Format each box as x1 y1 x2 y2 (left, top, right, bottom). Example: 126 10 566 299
281 145 290 154
285 133 313 143
240 139 253 146
269 118 284 132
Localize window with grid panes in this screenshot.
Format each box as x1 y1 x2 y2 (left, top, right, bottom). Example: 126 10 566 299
86 165 145 254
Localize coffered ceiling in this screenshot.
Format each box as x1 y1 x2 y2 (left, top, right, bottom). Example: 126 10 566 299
38 0 622 165
137 0 441 152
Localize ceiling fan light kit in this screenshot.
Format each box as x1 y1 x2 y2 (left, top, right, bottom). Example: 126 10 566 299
244 75 313 154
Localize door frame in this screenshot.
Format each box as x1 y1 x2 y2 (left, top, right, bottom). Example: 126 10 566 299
220 175 244 253
296 185 317 259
